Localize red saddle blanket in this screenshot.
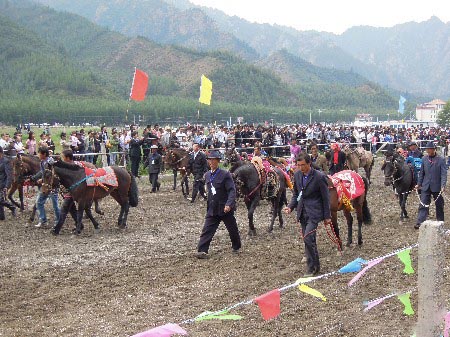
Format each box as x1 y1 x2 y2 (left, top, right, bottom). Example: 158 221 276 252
84 166 118 188
329 170 365 201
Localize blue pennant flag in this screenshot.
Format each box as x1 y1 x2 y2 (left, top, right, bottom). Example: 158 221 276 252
338 258 367 273
398 96 406 114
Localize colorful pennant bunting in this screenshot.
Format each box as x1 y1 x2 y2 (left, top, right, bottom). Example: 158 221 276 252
254 289 281 321
131 323 187 337
339 258 367 273
397 249 414 274
195 310 242 322
298 284 327 302
363 293 397 312
348 258 384 287
444 311 450 337
397 293 414 316
295 276 315 285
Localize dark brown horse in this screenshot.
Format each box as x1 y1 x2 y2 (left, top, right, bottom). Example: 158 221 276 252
328 173 372 248
163 148 191 198
232 163 287 236
223 147 248 173
42 161 138 234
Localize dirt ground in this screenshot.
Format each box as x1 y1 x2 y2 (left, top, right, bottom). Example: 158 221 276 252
1 158 449 337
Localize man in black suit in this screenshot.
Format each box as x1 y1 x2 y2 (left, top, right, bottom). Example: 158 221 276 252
284 152 331 276
187 142 208 203
144 145 162 193
415 141 447 229
196 150 241 259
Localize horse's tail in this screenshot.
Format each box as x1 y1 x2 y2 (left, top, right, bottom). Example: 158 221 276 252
128 172 139 207
362 176 372 224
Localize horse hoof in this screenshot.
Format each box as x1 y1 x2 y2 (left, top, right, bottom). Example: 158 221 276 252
346 242 352 248
358 239 363 246
96 211 104 216
267 228 273 233
94 228 100 234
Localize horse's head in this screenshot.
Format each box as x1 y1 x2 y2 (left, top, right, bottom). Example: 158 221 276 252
41 162 59 195
382 152 401 186
223 147 239 167
12 154 25 185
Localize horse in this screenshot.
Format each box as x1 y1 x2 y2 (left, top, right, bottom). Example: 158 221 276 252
42 161 138 234
232 163 287 236
328 172 372 247
9 154 103 223
223 147 248 173
381 152 414 221
342 146 374 183
163 148 191 197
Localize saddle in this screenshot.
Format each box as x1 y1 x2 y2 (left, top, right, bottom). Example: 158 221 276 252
329 170 365 211
249 155 293 197
84 166 118 190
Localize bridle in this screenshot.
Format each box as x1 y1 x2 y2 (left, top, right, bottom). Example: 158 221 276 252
41 165 59 194
383 156 402 183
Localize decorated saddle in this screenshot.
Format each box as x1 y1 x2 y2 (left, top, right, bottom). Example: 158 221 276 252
84 166 118 189
329 170 365 209
248 154 293 191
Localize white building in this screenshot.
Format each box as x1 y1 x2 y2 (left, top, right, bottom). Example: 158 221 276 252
415 99 446 122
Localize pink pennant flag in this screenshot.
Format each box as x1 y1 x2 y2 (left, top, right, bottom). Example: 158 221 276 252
363 298 384 312
444 311 450 337
348 258 384 287
131 323 187 337
254 289 281 321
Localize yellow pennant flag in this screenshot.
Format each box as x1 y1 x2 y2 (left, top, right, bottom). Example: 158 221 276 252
298 284 327 302
199 75 212 105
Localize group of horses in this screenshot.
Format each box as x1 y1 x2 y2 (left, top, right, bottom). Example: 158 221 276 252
7 154 138 233
8 143 390 250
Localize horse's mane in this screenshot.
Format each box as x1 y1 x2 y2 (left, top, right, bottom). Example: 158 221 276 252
54 160 84 171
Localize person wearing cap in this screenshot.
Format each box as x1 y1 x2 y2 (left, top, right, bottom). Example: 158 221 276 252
407 141 423 159
0 146 16 220
415 141 447 229
187 142 208 203
143 145 162 192
196 150 241 259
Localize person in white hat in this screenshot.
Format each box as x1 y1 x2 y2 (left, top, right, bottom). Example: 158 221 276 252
144 145 162 192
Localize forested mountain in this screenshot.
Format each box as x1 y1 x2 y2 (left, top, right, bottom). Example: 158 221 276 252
0 0 399 124
34 0 449 98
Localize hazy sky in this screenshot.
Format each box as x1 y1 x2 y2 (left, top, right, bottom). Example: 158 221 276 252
190 0 449 34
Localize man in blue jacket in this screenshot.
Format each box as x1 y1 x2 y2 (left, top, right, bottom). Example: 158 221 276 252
196 150 241 259
415 141 447 229
284 152 331 276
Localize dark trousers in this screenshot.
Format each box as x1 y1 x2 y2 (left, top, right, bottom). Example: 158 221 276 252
0 192 15 220
417 190 444 224
149 173 160 192
192 179 206 200
130 156 140 177
52 197 78 234
300 212 320 273
197 213 241 253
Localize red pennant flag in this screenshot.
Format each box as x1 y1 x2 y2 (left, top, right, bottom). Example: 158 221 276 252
130 68 149 101
254 289 280 320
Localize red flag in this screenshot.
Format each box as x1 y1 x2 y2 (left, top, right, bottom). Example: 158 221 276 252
254 289 280 320
130 68 148 101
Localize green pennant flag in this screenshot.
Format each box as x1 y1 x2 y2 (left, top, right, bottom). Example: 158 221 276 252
195 310 242 322
397 249 414 274
397 293 414 316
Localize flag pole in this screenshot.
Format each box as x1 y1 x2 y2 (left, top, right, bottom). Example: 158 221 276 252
127 67 137 123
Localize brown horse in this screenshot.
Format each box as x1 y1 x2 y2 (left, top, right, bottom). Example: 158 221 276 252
342 146 374 183
328 173 372 248
163 148 191 198
42 161 138 234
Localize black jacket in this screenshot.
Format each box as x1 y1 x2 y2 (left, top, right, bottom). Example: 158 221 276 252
189 151 208 180
129 138 143 158
329 150 346 175
144 152 162 174
205 168 236 217
0 156 12 190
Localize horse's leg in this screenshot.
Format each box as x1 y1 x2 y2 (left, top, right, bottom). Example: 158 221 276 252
119 202 130 228
398 194 404 221
355 205 364 246
74 203 85 235
268 199 276 233
403 194 409 218
247 198 258 237
84 203 100 232
94 200 104 215
29 204 37 223
344 210 353 246
7 185 21 209
172 169 177 190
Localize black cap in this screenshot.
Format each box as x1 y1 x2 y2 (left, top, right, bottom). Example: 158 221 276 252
423 141 436 149
207 150 222 159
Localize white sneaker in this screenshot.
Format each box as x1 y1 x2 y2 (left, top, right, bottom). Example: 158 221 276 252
35 221 47 228
186 197 193 201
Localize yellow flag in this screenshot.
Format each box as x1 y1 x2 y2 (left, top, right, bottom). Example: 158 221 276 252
298 284 327 302
199 75 212 105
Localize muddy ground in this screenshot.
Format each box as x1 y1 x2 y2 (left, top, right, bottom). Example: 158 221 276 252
1 158 449 337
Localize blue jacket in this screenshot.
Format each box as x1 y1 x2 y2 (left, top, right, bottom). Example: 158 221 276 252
288 168 331 223
205 168 236 217
417 155 447 193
